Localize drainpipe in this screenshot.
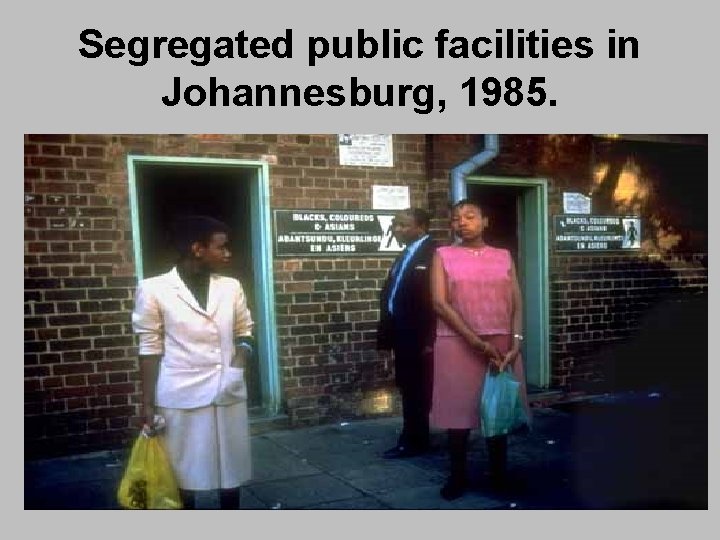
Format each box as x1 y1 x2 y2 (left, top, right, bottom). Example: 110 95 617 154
450 134 500 203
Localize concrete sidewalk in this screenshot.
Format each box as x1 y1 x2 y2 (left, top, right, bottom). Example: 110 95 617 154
24 392 707 510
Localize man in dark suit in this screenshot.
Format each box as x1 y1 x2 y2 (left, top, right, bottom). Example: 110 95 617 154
377 208 437 458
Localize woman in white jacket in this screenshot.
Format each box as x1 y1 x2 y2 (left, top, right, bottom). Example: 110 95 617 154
132 216 254 510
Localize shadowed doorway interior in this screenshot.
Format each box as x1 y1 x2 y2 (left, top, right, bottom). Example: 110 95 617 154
131 162 262 410
466 178 550 391
467 184 523 263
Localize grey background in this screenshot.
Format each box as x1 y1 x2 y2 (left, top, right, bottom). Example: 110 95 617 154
4 0 719 132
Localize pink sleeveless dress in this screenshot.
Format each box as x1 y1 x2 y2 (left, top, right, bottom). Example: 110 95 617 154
429 245 530 430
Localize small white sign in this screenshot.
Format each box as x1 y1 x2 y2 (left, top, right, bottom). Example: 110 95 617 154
338 134 393 167
563 192 592 214
372 185 410 210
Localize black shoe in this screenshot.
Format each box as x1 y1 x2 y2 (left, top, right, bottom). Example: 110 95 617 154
382 444 428 459
440 477 467 501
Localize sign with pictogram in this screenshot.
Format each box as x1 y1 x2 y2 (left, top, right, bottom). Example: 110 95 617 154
273 209 403 257
554 215 642 251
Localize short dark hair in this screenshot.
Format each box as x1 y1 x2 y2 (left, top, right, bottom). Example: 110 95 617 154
170 215 230 257
399 208 430 230
451 198 484 214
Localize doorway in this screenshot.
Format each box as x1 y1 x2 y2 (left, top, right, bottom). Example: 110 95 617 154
467 176 550 389
127 155 280 415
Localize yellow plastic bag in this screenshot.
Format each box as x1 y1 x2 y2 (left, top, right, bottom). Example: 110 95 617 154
117 433 182 509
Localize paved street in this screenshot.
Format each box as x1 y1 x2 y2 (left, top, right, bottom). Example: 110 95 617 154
25 389 707 510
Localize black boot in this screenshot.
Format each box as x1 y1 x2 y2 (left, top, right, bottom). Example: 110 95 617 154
440 429 469 501
486 435 508 492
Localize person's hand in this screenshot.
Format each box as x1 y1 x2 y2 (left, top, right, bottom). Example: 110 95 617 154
142 414 166 438
488 345 504 369
231 353 245 369
141 404 157 436
471 336 503 367
231 346 252 368
498 347 520 372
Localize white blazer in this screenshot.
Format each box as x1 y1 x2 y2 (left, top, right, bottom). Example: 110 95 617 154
132 267 254 409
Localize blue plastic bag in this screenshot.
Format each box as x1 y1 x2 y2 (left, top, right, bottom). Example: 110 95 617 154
480 369 528 438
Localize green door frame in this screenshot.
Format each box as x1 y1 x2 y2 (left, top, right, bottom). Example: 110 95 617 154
466 175 550 388
127 155 281 414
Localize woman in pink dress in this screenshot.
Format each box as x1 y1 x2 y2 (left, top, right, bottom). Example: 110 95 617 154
430 199 530 500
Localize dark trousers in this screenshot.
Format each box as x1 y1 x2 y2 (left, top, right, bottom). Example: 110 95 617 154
394 343 433 450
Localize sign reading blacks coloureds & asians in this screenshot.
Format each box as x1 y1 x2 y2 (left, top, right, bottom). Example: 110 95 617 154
554 215 642 252
273 209 404 257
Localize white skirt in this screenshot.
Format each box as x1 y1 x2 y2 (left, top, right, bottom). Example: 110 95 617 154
158 401 252 490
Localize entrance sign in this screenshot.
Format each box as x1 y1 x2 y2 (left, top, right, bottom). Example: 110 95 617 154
273 209 403 257
554 215 642 251
338 134 393 167
562 192 592 214
372 185 410 210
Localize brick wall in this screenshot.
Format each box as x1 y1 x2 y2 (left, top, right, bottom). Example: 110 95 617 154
549 253 707 389
24 133 707 458
424 134 706 391
25 134 136 458
24 134 429 457
447 135 708 391
268 134 428 425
